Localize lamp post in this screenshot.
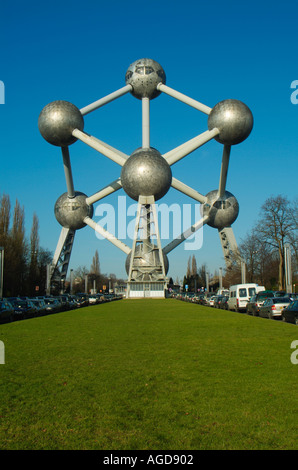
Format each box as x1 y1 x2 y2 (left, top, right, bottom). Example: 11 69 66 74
241 259 246 284
284 244 292 293
70 269 73 295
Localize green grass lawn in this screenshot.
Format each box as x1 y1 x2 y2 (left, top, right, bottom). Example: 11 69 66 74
0 299 297 450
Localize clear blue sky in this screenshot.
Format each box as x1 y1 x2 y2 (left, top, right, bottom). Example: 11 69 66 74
0 0 297 283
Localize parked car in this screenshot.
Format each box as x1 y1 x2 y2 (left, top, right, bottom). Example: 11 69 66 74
220 296 229 310
246 291 275 316
196 294 206 305
259 297 292 319
88 295 99 305
208 296 216 307
282 300 298 325
12 299 37 319
227 283 264 312
0 300 14 323
44 298 62 314
214 295 225 308
281 293 298 302
30 299 47 316
75 293 89 307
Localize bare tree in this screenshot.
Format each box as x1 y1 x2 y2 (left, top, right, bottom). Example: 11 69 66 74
0 194 11 245
257 195 297 290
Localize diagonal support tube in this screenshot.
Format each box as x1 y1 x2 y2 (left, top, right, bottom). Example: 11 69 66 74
83 216 131 255
163 215 209 255
86 178 122 205
157 83 212 115
171 177 207 203
72 129 128 166
163 128 219 166
80 84 132 116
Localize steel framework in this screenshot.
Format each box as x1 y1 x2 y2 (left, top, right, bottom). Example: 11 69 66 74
38 58 253 296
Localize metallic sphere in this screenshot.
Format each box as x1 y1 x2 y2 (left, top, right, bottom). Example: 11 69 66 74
203 190 239 229
125 58 166 100
38 100 84 147
121 147 172 201
208 99 253 145
125 244 169 276
54 191 93 230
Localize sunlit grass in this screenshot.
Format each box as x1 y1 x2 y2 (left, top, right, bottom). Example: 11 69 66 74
0 299 297 449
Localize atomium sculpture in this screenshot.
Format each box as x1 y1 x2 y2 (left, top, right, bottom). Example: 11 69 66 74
38 58 253 297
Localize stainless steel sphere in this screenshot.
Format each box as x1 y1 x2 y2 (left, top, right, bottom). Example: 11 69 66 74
54 191 93 230
208 99 253 145
203 190 239 229
125 58 166 100
38 100 84 147
121 148 172 201
125 244 169 276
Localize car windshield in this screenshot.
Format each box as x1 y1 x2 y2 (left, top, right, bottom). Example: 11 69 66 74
273 298 291 303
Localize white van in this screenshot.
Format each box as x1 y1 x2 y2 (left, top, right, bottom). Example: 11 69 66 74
227 284 265 312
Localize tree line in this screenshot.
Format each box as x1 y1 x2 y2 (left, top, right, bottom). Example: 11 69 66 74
1 193 296 296
0 194 52 297
71 249 126 294
182 195 297 292
229 194 297 290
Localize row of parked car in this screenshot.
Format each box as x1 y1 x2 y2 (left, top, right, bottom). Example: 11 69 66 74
0 292 123 323
171 290 298 325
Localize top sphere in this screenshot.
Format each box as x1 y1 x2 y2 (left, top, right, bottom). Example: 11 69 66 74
208 99 253 145
125 58 166 100
38 100 84 147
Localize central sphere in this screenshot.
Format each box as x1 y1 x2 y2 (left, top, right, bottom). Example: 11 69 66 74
125 58 166 100
121 148 172 201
